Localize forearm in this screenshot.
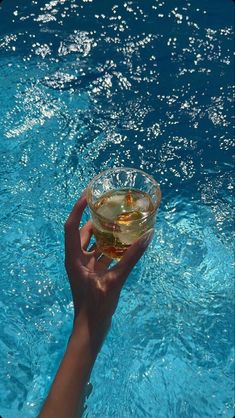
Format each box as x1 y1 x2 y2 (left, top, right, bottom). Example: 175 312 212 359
38 312 106 418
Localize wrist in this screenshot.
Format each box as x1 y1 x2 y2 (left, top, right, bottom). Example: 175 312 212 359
71 309 110 356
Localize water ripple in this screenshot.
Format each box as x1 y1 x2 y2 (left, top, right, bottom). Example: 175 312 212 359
0 0 234 416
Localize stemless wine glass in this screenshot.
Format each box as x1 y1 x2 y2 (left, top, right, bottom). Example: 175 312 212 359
86 167 161 259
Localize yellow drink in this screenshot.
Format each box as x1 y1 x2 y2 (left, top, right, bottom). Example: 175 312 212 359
92 188 155 259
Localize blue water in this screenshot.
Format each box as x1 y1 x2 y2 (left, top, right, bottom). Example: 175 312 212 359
0 1 234 417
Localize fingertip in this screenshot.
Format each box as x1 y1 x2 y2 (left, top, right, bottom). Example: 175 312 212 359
81 189 87 200
78 193 87 208
136 228 154 250
123 228 154 259
65 191 88 229
77 192 88 208
80 220 94 249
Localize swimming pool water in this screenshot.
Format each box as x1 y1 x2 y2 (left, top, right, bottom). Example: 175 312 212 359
0 1 234 417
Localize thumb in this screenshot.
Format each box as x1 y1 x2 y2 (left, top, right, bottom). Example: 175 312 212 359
111 228 154 285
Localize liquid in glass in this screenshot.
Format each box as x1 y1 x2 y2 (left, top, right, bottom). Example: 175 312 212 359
92 188 155 259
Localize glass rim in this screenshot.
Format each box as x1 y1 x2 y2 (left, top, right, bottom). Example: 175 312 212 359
86 167 161 224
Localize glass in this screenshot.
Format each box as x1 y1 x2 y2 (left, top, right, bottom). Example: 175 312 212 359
86 167 161 259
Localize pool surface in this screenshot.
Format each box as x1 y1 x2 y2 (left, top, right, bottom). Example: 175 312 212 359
0 1 234 417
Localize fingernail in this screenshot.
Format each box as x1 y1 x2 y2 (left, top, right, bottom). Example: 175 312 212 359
139 228 154 249
81 189 87 198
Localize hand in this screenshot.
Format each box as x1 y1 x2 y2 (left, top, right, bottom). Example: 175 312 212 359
64 192 154 346
39 192 154 418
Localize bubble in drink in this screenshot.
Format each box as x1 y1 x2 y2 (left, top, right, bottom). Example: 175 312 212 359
92 189 155 259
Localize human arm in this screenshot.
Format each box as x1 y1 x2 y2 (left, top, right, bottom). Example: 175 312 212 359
38 193 154 418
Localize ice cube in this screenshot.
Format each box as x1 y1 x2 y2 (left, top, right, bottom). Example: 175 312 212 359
107 194 125 206
97 194 125 220
114 229 138 245
97 204 116 220
134 196 150 212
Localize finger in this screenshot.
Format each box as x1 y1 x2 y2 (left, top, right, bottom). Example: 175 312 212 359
80 220 93 250
85 243 103 259
110 228 154 285
97 254 112 269
65 191 87 228
64 192 87 262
